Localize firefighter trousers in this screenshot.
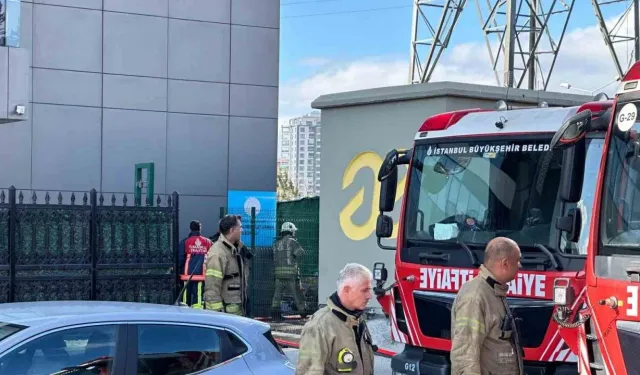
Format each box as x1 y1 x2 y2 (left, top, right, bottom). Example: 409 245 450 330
181 281 204 309
271 277 306 313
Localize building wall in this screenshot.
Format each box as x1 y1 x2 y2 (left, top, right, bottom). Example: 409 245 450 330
312 85 593 310
0 0 280 238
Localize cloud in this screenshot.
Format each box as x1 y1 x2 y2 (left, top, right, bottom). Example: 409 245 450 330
298 57 332 67
279 11 637 119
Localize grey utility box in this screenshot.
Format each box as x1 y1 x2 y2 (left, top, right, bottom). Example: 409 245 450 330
0 46 29 123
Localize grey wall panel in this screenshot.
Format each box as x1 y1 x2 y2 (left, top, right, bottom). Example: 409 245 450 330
0 110 31 189
20 2 33 67
103 75 167 111
104 0 169 17
8 48 32 120
169 0 230 24
166 113 229 196
230 25 279 86
168 80 228 116
168 19 230 82
177 195 227 239
31 104 101 191
232 0 279 29
33 68 101 107
33 0 102 10
102 109 167 193
228 116 277 191
103 12 168 77
229 85 278 119
0 48 8 118
33 5 102 72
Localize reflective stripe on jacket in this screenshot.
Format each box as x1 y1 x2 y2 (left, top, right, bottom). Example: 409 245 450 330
450 265 523 375
296 294 375 375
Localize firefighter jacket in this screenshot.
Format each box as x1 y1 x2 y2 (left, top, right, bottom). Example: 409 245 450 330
296 292 375 375
178 232 213 282
450 265 524 375
203 235 246 315
273 234 304 278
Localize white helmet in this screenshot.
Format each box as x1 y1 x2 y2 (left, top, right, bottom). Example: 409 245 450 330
281 222 297 233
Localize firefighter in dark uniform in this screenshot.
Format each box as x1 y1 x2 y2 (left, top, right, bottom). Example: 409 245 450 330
271 222 307 317
203 215 246 315
178 220 213 309
296 263 376 375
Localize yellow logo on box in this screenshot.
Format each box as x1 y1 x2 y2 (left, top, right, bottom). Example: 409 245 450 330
339 151 406 241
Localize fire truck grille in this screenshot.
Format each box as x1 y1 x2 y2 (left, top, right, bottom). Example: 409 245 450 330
413 291 554 348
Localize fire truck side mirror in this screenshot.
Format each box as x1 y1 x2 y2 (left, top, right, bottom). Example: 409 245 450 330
558 138 586 204
550 109 592 151
376 214 394 238
556 208 582 243
379 172 398 212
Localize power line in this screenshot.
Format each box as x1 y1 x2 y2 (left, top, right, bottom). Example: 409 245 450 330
281 5 411 19
281 0 340 6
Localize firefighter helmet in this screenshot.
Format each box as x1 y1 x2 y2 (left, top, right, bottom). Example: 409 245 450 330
281 222 297 233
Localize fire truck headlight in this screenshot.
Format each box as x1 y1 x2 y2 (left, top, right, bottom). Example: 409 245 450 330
553 278 574 307
554 286 567 306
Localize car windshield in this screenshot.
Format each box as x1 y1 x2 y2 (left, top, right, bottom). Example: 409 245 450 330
404 137 584 252
601 99 640 251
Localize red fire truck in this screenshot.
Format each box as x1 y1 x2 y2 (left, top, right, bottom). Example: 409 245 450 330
371 98 613 374
550 61 640 374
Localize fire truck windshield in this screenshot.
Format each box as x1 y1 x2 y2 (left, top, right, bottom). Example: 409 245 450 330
601 99 640 251
404 136 602 255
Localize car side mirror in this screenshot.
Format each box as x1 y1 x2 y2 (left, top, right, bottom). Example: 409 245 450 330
550 110 592 151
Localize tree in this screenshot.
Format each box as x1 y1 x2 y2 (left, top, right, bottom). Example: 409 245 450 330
277 170 299 201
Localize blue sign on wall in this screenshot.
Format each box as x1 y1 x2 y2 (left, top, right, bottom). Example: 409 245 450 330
227 190 277 247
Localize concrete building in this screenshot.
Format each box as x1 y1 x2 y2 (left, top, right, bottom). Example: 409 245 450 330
0 0 280 238
279 111 322 197
310 82 594 310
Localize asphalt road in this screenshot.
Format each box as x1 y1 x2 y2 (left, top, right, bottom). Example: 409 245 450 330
282 316 403 375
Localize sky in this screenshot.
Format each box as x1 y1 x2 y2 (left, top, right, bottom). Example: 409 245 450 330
278 0 638 124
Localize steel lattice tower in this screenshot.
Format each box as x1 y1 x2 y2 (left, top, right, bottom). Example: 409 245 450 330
409 0 576 90
592 0 640 79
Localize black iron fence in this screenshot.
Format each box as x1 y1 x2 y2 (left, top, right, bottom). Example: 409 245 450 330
0 186 180 305
222 197 319 321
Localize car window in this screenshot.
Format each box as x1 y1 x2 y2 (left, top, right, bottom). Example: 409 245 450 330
136 324 248 375
0 324 118 375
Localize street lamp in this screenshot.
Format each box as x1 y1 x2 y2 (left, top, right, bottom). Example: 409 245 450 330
560 76 621 95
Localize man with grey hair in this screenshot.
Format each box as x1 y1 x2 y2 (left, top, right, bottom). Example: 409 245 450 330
450 237 524 375
296 263 376 375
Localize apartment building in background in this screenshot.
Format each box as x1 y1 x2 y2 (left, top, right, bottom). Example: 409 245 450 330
279 111 322 197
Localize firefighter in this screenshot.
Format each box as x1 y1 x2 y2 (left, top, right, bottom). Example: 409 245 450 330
210 215 255 316
203 215 246 316
450 237 524 375
271 222 307 317
296 263 376 375
178 220 213 309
